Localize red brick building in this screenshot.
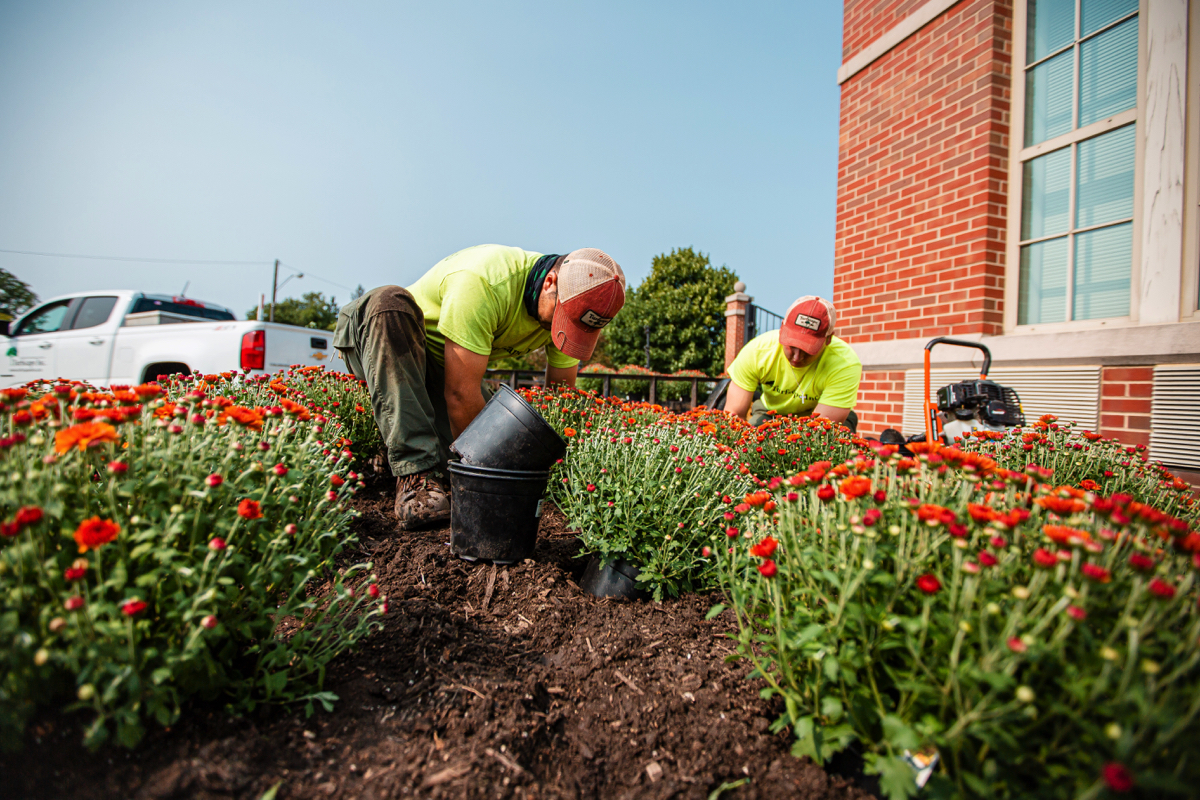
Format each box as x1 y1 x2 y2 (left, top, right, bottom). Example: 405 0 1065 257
830 0 1200 476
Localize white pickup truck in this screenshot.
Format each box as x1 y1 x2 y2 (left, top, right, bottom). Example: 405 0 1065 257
1 290 340 388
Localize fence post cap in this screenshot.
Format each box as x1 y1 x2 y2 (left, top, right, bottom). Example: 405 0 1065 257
733 280 746 292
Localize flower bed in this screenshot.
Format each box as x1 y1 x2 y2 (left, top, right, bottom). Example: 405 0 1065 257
522 388 859 598
716 443 1200 797
0 370 385 750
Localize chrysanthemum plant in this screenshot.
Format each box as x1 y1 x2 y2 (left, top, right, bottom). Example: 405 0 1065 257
0 378 385 750
716 444 1200 798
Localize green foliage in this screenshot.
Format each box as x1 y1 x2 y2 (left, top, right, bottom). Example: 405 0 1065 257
718 445 1200 798
247 291 341 330
604 248 737 379
0 269 38 320
0 372 385 750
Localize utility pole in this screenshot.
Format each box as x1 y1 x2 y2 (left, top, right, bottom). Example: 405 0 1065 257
270 259 280 322
644 326 650 369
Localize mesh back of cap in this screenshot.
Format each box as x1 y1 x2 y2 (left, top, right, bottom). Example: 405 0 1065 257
559 249 625 303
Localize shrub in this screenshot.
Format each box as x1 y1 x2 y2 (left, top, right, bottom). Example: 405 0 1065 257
716 444 1200 798
0 379 385 750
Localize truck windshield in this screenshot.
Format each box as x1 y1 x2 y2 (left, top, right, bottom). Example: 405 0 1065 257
131 298 235 321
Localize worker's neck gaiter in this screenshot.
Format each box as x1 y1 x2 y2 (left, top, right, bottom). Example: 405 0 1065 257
523 254 563 319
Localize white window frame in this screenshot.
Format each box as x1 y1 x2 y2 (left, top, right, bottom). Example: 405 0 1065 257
1005 0 1146 333
1183 0 1200 321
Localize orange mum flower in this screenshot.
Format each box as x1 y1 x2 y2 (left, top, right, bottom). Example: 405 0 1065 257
237 499 263 520
839 476 872 499
54 421 118 454
1035 495 1086 515
74 517 120 553
563 427 577 437
1044 524 1091 546
225 406 264 431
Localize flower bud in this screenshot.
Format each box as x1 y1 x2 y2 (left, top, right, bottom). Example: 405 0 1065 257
206 473 224 487
1105 723 1122 740
77 684 96 701
285 524 298 535
201 615 218 629
273 464 289 477
34 648 49 666
48 616 67 633
107 461 128 474
1012 586 1031 600
1101 646 1120 661
1016 686 1035 703
209 537 227 551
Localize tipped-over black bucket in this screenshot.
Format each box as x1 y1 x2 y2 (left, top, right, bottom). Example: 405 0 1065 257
450 384 567 470
579 556 651 601
448 461 549 564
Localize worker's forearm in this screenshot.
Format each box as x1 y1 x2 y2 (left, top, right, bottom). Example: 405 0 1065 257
447 391 486 440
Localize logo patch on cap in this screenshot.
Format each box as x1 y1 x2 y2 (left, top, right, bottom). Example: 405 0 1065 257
794 313 822 331
580 310 612 329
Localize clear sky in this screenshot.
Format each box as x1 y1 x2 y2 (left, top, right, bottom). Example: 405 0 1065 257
0 1 843 320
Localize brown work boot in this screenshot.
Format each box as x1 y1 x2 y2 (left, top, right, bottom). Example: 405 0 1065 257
395 468 451 530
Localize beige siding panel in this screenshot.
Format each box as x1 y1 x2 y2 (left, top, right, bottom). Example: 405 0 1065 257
902 367 1102 435
1150 365 1200 470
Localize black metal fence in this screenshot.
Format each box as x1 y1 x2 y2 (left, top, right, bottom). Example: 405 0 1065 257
746 303 783 342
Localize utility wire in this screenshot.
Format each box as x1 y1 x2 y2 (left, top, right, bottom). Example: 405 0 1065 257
0 248 270 266
278 261 357 293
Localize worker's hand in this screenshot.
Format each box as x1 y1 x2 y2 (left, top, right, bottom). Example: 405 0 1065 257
546 364 578 388
444 340 490 439
724 383 754 420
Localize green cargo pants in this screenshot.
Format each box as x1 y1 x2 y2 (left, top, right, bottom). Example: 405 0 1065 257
333 286 489 477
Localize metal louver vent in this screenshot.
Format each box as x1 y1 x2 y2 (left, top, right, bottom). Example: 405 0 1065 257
902 367 1102 435
1150 366 1200 470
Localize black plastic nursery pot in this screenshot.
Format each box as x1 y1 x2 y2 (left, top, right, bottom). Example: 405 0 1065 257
579 556 652 601
448 460 549 564
450 384 567 471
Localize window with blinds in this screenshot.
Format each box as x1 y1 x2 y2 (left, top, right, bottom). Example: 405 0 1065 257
1017 0 1139 325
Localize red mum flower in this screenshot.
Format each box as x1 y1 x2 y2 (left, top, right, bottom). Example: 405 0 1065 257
14 506 43 528
978 551 998 567
872 489 887 504
201 615 218 629
816 485 836 503
1082 563 1111 583
586 483 597 493
368 583 380 599
1033 548 1058 568
121 599 148 616
1128 553 1155 572
209 537 227 551
750 537 778 558
863 509 882 526
1007 637 1027 653
1066 605 1087 620
237 499 262 520
1102 763 1134 792
73 517 120 553
206 473 223 487
916 574 941 594
1148 578 1176 599
64 596 85 611
330 474 345 487
757 559 778 578
725 526 739 538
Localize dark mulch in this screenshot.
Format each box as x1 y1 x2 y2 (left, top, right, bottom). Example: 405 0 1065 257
1 481 876 800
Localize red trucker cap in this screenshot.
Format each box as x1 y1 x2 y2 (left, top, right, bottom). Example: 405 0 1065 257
779 296 836 355
551 248 626 360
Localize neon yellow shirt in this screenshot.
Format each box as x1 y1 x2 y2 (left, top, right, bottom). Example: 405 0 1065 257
728 330 861 414
407 244 579 369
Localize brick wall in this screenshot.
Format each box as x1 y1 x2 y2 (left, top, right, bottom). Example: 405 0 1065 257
834 0 1012 344
843 0 930 60
854 370 906 436
1099 366 1153 448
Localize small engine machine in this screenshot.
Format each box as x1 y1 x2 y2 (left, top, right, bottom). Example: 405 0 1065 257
880 337 1025 448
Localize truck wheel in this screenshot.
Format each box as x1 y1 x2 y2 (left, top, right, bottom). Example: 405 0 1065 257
142 363 190 383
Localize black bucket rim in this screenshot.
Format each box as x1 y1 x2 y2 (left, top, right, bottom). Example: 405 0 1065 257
494 384 568 450
448 460 550 481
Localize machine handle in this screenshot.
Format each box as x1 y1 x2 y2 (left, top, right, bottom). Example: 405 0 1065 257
923 338 994 446
923 337 992 377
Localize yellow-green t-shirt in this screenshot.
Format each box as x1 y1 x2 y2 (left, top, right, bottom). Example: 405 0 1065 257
406 244 579 369
727 331 861 415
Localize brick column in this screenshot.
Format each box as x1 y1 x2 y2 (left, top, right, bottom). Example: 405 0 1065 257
1099 366 1153 448
724 281 751 371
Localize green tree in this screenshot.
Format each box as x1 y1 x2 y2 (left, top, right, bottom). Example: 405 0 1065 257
247 291 340 330
0 269 38 320
604 248 738 378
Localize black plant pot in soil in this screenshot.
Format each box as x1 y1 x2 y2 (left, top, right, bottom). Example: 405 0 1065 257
579 556 652 601
448 461 549 564
450 383 567 471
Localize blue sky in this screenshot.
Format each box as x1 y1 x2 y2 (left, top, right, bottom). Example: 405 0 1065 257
0 1 843 319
